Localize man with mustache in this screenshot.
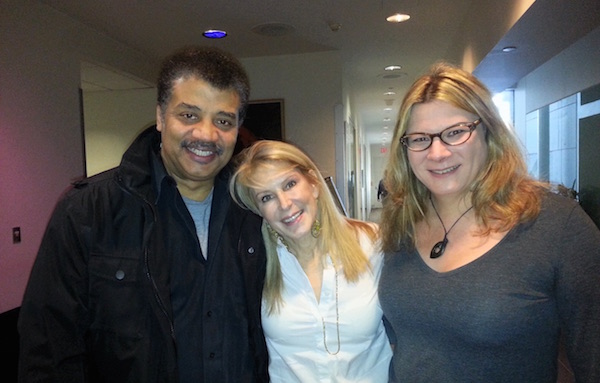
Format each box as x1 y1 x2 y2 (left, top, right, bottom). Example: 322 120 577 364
18 46 268 383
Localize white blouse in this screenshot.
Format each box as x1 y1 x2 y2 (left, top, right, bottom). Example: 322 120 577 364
262 231 392 383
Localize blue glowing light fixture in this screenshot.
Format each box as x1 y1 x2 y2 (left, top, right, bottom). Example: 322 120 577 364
203 29 227 39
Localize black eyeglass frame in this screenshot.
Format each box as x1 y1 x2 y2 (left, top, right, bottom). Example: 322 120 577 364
400 118 482 152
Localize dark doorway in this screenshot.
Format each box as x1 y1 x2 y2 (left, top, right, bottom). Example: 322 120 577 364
578 114 600 228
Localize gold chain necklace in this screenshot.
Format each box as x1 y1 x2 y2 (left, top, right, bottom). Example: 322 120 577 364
322 260 340 355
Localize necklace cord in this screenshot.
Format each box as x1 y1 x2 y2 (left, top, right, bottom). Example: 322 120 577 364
276 233 341 355
429 197 473 258
322 260 341 355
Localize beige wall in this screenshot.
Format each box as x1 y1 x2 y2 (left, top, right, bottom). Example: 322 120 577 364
83 89 157 176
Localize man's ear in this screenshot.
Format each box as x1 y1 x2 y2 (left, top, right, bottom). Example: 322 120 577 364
155 105 163 132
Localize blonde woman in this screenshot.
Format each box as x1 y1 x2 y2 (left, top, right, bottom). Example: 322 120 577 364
230 140 392 382
379 62 600 382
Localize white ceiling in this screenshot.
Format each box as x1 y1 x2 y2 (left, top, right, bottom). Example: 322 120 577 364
45 0 600 146
80 61 153 92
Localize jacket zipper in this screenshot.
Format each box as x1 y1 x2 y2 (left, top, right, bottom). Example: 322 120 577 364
143 201 176 341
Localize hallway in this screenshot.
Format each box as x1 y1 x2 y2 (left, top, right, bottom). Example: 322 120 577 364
368 207 383 224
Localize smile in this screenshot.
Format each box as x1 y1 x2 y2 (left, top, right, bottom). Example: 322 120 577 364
282 210 302 224
188 147 216 157
431 165 459 175
183 141 223 158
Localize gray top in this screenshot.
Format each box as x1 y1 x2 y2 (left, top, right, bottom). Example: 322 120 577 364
183 189 213 259
380 192 600 382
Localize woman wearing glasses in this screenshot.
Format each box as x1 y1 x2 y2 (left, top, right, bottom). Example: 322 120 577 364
379 63 600 382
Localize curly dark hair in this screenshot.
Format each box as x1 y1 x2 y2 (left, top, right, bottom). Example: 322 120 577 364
156 46 250 124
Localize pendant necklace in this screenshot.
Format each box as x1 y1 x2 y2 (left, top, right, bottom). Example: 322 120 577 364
322 259 341 355
429 197 473 259
275 229 341 355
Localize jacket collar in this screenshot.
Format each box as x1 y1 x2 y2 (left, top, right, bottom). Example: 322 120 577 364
116 126 171 205
117 126 235 212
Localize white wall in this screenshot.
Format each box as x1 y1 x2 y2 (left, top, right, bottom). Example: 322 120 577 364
518 26 600 114
370 145 390 209
83 52 342 180
0 0 160 312
0 1 343 312
241 52 342 178
82 52 343 181
512 25 600 159
2 0 598 313
0 1 83 312
447 0 535 71
83 89 157 176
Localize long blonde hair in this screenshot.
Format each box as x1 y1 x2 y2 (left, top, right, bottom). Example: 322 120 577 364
380 62 546 253
230 140 374 313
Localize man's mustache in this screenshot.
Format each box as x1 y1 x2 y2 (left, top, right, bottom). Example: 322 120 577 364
182 141 224 156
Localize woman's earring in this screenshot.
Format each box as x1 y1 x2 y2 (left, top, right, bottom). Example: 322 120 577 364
311 219 322 238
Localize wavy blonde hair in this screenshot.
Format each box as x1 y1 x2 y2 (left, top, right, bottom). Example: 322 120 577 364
230 140 374 313
380 62 546 253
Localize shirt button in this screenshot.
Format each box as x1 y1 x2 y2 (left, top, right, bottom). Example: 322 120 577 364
247 247 255 254
115 270 125 280
207 311 212 317
209 352 215 359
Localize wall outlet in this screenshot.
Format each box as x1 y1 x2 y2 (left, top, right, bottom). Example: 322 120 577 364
12 227 21 244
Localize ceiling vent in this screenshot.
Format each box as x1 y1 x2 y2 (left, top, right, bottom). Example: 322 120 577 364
251 23 295 37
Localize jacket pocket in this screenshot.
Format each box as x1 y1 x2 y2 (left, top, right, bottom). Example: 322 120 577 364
88 253 145 337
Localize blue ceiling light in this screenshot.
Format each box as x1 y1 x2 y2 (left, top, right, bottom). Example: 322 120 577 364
203 29 227 39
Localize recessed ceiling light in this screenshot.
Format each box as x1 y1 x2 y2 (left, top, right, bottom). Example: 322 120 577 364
384 91 396 96
203 29 227 39
387 13 410 23
328 22 342 32
385 65 402 71
502 46 517 53
384 107 392 112
383 118 391 122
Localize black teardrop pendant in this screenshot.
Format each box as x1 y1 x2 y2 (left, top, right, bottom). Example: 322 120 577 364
430 237 448 259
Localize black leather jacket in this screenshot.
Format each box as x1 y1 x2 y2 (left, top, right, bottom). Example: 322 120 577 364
18 127 268 382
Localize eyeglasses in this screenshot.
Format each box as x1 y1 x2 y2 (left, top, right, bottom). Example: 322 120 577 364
400 118 482 152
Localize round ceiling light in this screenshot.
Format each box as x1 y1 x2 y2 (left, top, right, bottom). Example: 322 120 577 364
387 13 410 23
385 65 402 71
203 29 227 39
